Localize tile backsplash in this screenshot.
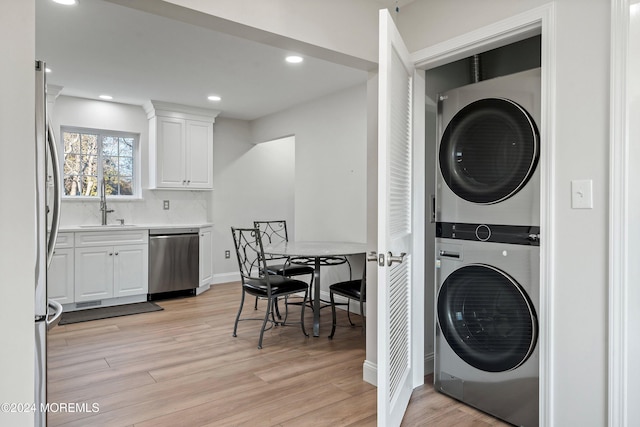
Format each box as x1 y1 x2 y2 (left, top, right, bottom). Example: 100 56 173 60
58 189 211 227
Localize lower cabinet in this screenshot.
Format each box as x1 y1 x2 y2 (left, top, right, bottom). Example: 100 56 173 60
74 244 148 302
47 229 149 309
48 247 74 304
199 226 213 287
48 232 74 305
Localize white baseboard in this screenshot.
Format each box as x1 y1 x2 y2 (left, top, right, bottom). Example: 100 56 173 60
195 284 210 295
424 351 434 375
213 272 240 285
363 359 377 386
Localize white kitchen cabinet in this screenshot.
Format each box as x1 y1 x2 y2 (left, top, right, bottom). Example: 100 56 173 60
199 226 213 287
144 101 220 190
47 232 74 305
74 231 149 303
75 246 114 302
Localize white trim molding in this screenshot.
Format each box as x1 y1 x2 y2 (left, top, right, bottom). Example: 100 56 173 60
609 1 630 426
410 4 556 426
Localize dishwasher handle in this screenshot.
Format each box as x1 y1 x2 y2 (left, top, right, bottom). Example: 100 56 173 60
149 228 199 236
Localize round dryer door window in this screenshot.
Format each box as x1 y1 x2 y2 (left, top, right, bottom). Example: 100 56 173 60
439 98 539 204
437 264 538 372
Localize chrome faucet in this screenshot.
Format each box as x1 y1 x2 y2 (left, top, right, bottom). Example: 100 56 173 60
100 179 114 225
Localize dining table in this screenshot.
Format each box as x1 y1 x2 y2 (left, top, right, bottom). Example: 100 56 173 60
262 240 368 337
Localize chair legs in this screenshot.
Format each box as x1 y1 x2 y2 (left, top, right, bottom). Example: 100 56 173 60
328 293 365 339
233 289 246 338
234 288 309 348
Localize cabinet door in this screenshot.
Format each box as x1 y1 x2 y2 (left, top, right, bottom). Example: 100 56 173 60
199 226 213 286
75 246 114 302
156 116 186 188
185 120 213 189
113 244 148 297
47 248 74 304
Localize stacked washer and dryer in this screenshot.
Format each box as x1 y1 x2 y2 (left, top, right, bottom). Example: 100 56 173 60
434 68 541 426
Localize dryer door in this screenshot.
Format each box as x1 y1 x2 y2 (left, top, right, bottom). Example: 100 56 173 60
439 98 539 204
437 263 538 372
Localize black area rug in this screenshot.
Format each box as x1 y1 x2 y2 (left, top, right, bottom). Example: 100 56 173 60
59 302 163 325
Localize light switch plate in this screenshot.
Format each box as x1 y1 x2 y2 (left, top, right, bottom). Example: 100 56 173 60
571 179 593 209
163 200 170 210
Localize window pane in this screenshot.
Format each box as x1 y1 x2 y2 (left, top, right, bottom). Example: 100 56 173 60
104 176 118 195
81 176 98 197
64 175 80 196
119 157 133 176
64 133 80 154
103 156 119 176
81 134 98 156
118 176 133 196
102 136 119 156
119 137 133 156
80 155 98 176
63 154 80 176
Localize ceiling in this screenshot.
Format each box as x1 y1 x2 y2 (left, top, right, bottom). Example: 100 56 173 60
36 0 411 121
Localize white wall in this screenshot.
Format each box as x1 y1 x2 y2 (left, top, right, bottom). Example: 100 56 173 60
399 0 610 425
50 96 209 227
251 83 368 242
0 1 35 426
211 117 295 283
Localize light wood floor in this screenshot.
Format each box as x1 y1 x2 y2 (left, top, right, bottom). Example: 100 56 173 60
47 282 510 427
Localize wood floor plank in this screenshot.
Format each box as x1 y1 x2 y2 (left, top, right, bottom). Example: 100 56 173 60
47 282 509 427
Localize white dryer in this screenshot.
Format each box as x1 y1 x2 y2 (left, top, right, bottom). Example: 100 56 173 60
437 68 541 227
434 230 539 427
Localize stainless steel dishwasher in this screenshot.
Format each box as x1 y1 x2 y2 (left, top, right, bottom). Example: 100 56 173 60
148 228 199 297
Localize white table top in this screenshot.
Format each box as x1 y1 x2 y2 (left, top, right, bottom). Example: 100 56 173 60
263 241 367 257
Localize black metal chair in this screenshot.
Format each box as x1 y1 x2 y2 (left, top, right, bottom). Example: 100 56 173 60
231 227 309 349
328 271 366 339
253 220 315 280
253 220 314 311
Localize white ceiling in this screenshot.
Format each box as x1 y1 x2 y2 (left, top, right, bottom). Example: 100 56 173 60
36 0 409 121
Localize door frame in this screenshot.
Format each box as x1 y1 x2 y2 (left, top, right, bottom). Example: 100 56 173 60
410 4 556 425
609 1 639 426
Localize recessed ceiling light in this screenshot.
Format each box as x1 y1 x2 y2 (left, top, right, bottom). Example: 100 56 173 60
207 95 221 102
52 0 78 5
285 56 304 64
45 68 52 73
99 95 113 100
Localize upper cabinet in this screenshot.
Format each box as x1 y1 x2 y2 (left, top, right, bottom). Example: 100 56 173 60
144 101 220 190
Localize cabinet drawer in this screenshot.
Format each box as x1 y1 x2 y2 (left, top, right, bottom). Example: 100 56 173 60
54 232 74 249
75 230 149 247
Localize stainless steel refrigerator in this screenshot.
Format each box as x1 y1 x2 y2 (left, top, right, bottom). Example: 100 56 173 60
35 60 63 427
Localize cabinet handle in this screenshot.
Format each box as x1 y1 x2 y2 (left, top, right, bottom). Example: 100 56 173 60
187 180 191 184
115 252 119 256
109 253 113 256
182 180 186 185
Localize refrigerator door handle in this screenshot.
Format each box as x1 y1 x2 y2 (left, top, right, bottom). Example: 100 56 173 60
47 299 63 331
46 122 61 268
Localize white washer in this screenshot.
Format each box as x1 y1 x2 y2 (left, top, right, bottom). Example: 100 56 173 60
434 234 539 427
437 68 541 227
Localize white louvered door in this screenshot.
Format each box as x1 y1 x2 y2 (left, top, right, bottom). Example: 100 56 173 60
377 9 415 426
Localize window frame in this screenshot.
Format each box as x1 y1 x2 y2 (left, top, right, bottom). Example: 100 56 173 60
59 126 141 200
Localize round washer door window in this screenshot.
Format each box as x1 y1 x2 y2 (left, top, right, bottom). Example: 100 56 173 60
439 98 539 204
437 264 537 372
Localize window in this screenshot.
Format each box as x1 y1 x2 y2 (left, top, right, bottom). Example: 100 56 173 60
61 127 138 198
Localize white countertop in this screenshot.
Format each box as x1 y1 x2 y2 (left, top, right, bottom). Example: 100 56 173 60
58 223 213 232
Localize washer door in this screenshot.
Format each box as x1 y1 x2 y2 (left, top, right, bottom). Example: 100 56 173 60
437 264 537 372
439 98 539 204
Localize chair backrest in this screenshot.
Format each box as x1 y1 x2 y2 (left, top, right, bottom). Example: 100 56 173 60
253 220 289 261
231 227 268 282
